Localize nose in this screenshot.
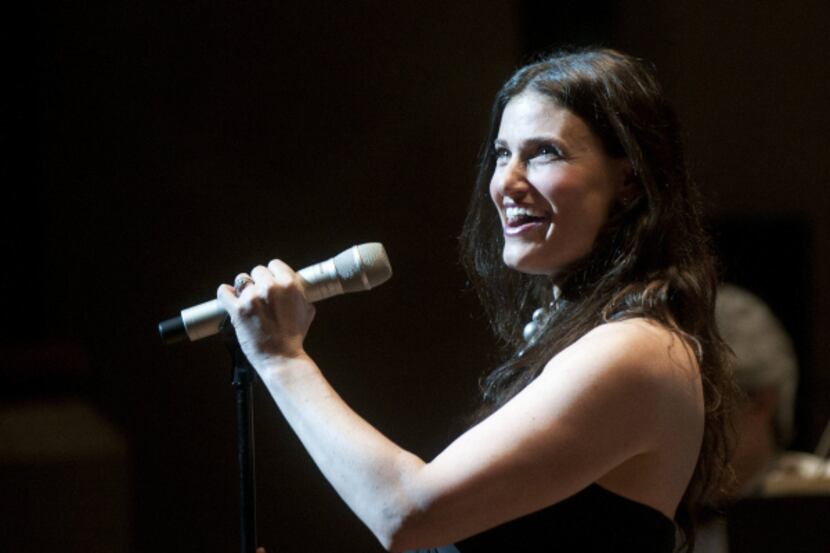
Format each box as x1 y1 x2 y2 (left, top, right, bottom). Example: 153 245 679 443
493 157 530 201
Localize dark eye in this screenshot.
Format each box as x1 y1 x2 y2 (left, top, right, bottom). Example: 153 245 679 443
535 144 562 159
494 147 511 164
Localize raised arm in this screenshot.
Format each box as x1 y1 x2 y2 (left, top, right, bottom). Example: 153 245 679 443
217 261 702 551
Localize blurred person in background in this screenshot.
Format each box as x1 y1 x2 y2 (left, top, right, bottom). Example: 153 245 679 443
697 283 830 552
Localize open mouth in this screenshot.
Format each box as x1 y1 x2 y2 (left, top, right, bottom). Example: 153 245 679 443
504 205 550 231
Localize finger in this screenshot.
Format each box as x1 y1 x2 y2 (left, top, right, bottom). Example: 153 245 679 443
267 258 300 288
250 264 277 293
256 262 308 306
216 283 240 314
233 272 254 295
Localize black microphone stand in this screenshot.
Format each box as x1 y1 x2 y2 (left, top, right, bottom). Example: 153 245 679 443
222 319 258 553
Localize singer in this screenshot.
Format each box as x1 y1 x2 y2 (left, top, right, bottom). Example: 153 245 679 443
216 49 736 552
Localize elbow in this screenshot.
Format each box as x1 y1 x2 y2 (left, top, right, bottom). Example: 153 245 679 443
369 453 435 552
381 534 406 553
372 494 434 553
374 505 423 552
385 540 412 553
380 524 421 553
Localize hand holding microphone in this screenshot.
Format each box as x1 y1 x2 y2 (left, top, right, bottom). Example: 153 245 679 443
217 258 319 366
158 243 392 345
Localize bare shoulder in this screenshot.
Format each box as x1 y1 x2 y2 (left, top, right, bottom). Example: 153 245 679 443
540 318 704 510
587 317 695 359
542 317 702 412
556 318 697 373
412 320 703 536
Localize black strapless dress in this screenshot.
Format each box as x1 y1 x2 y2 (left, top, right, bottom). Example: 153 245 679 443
408 484 676 552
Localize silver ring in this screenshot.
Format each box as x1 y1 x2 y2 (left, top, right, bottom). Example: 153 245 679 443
234 274 254 294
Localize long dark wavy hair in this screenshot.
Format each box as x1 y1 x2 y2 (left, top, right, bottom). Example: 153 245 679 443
459 48 736 551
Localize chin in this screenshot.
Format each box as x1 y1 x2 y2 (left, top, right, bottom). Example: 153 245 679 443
502 249 559 276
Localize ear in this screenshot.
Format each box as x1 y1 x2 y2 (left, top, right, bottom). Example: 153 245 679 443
615 160 638 206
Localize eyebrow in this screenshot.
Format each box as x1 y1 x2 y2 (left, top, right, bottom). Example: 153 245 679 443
493 135 567 150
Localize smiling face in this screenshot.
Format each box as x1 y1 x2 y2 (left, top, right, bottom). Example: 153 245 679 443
489 92 629 277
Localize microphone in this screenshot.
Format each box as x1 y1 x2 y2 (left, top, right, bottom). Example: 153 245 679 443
158 243 392 344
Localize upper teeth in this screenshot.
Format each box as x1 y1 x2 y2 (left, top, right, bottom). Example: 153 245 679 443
505 206 546 220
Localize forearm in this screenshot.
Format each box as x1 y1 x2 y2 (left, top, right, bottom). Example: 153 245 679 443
256 352 427 549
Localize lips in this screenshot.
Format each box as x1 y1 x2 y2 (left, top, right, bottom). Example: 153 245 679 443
503 205 550 235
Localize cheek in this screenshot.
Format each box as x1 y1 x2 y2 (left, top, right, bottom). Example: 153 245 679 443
538 169 616 218
488 176 501 210
532 166 577 204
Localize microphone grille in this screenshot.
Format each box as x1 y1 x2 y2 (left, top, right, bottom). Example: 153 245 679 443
334 243 393 293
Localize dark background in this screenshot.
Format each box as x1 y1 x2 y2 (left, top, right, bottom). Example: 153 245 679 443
2 1 828 551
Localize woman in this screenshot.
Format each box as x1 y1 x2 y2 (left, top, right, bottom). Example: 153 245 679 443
217 48 735 552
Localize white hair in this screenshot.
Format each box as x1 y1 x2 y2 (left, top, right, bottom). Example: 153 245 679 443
715 284 799 447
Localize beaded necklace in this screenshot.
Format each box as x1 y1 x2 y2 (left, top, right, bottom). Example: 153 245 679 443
520 285 562 351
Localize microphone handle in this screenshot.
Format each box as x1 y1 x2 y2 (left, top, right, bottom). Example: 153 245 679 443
158 260 345 345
